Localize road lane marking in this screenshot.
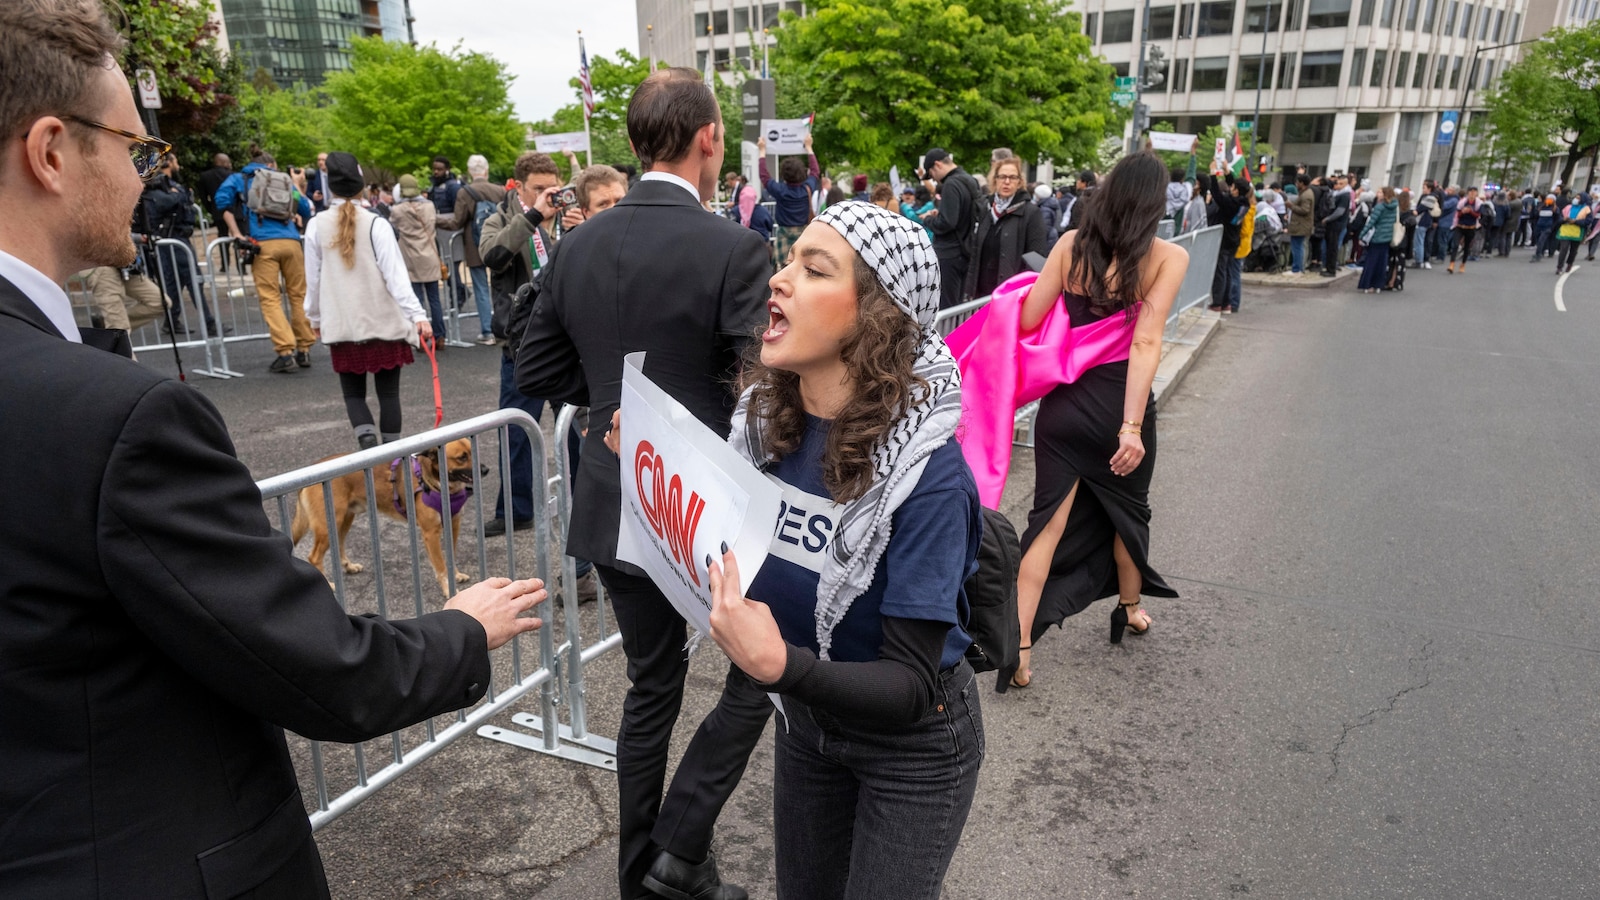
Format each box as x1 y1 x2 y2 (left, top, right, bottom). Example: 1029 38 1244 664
1555 264 1578 311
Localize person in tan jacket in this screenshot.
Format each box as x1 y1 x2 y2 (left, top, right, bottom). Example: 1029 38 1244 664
387 173 446 341
441 154 507 345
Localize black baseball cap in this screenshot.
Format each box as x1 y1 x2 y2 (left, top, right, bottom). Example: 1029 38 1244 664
924 148 951 166
325 152 364 198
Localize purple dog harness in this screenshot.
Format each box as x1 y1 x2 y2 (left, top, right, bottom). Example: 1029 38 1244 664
390 457 471 518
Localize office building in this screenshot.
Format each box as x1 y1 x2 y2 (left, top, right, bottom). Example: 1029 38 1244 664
1081 0 1594 186
636 0 808 74
219 0 415 88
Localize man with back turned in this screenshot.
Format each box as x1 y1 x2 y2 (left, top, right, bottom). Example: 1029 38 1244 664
517 68 773 900
0 2 545 896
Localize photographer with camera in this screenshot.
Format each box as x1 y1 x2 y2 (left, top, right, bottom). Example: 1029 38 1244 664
214 151 316 373
139 152 226 337
477 151 566 540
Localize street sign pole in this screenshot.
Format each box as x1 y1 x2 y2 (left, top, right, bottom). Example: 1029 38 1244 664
1129 0 1153 155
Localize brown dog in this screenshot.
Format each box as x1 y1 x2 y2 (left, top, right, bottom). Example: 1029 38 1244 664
290 439 484 596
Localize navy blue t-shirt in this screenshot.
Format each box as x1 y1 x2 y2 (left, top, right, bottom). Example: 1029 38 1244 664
748 415 981 670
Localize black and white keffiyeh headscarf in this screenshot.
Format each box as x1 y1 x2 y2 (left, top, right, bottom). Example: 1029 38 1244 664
728 201 963 660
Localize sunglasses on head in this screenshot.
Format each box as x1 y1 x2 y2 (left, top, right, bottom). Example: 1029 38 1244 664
57 115 172 180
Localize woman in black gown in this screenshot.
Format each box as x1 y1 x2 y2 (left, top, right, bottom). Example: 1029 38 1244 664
1012 152 1189 687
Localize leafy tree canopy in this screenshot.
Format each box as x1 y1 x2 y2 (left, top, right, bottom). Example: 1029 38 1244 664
535 50 744 183
768 0 1122 174
1468 55 1562 188
1481 22 1600 188
112 0 235 136
235 82 336 170
323 38 523 177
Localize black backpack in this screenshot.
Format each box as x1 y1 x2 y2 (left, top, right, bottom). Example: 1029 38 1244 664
963 507 1022 691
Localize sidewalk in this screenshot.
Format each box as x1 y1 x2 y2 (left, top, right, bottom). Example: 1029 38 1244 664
1242 267 1359 289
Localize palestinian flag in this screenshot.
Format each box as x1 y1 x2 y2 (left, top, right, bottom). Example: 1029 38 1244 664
1229 132 1248 179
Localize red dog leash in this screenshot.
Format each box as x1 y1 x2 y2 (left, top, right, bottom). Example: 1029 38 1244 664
421 332 443 427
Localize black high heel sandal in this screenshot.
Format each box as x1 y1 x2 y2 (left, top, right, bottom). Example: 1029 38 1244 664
1009 645 1033 688
1110 601 1150 644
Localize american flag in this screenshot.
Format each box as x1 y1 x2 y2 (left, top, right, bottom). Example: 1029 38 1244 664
579 36 594 118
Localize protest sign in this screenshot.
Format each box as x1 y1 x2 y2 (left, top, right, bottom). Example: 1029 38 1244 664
1149 132 1197 153
533 131 591 154
759 117 812 155
616 353 782 636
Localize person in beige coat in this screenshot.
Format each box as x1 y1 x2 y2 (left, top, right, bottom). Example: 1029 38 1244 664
387 173 446 340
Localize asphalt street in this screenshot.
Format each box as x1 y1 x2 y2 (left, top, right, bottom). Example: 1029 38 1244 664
135 246 1600 898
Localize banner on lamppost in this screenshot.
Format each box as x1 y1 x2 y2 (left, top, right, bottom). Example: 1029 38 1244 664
1436 111 1459 145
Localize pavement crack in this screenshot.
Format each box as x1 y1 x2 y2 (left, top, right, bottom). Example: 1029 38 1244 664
1326 639 1435 784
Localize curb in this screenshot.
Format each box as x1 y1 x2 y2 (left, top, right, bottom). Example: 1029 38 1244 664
1242 268 1359 290
1153 311 1221 408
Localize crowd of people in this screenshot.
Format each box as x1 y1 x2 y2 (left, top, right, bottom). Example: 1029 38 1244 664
1144 164 1600 313
32 5 1486 900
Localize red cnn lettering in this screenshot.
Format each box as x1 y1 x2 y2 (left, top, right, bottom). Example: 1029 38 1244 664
633 440 708 586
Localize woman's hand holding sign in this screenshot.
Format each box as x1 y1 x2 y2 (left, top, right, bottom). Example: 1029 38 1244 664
707 543 787 684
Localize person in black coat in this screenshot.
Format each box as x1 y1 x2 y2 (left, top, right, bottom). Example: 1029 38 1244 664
1197 170 1246 310
516 68 774 900
0 11 545 897
964 157 1051 299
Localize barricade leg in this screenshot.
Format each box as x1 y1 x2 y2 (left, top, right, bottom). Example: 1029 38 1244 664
479 404 619 769
160 238 239 379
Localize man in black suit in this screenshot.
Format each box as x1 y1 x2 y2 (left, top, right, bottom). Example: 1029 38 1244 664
0 3 546 896
517 68 773 900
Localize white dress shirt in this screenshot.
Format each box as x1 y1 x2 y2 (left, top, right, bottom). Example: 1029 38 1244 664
303 198 428 329
0 246 81 343
639 171 701 203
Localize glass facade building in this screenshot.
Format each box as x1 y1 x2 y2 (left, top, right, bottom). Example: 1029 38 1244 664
220 0 413 88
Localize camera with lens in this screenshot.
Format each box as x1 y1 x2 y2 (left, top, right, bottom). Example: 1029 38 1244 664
553 186 578 210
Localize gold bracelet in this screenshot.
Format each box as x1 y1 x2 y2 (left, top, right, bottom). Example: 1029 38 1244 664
1119 428 1142 436
1123 420 1143 428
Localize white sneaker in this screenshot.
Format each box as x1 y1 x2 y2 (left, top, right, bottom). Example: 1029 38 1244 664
1423 262 1432 269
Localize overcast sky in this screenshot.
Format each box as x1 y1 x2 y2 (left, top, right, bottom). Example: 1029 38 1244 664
410 0 642 124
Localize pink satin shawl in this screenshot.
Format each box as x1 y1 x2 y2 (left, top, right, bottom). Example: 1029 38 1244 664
946 270 1137 508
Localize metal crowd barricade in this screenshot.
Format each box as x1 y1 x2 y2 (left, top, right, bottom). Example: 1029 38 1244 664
203 236 281 347
481 403 622 767
1162 224 1223 338
255 409 594 830
438 230 476 348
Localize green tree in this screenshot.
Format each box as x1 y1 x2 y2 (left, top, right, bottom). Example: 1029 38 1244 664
536 52 748 181
235 82 336 168
322 38 523 177
1466 55 1562 187
112 0 235 138
535 49 655 178
768 0 1121 173
1482 23 1600 189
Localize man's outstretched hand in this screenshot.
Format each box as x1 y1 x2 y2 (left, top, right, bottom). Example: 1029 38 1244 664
445 577 545 650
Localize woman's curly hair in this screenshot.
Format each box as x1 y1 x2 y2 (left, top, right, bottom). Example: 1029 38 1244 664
741 255 926 504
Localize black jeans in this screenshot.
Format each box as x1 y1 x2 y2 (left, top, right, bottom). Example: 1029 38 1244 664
1556 239 1580 270
934 248 967 310
596 564 773 899
773 660 983 900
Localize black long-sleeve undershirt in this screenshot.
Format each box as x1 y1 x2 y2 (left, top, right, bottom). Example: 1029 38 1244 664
762 616 950 727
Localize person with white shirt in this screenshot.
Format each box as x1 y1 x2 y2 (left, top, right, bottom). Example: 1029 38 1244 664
516 67 773 900
303 152 433 449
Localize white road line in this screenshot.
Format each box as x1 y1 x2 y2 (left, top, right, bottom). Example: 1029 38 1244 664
1555 264 1577 312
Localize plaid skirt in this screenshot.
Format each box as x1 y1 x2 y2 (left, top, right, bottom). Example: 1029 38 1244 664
773 225 806 266
330 339 414 374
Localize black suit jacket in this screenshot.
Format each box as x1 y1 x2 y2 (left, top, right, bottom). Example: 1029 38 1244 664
0 276 492 898
515 179 770 568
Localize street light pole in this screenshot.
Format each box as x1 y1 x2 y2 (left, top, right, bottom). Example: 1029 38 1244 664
1249 0 1273 161
1129 0 1153 154
1440 36 1542 187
